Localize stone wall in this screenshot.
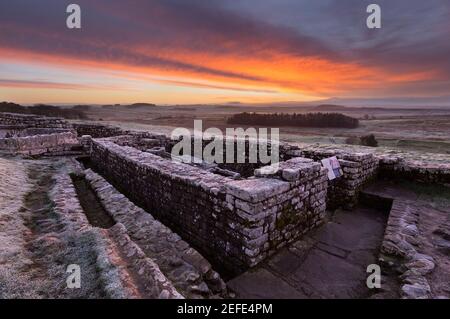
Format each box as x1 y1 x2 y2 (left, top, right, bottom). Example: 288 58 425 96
378 156 450 185
0 125 25 138
85 137 328 274
0 112 71 128
0 127 73 138
292 147 379 209
164 136 279 178
0 132 80 156
73 123 127 138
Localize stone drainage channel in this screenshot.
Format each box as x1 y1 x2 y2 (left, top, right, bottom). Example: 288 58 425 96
70 174 115 229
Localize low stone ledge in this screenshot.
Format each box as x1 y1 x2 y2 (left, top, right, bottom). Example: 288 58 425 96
379 199 435 299
105 223 184 299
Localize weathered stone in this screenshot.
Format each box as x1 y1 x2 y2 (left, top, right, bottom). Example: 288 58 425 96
405 257 435 275
401 283 430 299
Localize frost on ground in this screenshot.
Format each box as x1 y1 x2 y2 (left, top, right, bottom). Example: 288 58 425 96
0 158 111 298
0 156 38 298
0 157 108 298
0 156 184 299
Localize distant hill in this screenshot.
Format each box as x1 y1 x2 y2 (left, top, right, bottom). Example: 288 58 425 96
324 96 450 108
0 101 87 119
100 103 157 109
126 103 157 109
220 96 450 109
71 105 91 111
313 104 348 111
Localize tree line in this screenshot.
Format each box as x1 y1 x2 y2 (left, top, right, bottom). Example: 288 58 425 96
227 112 359 128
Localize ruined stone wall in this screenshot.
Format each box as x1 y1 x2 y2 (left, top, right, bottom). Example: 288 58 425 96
0 112 71 128
0 127 73 138
233 158 328 257
0 132 80 156
378 156 450 185
0 125 25 138
86 138 328 274
294 148 379 209
164 136 279 177
72 123 126 138
110 133 169 150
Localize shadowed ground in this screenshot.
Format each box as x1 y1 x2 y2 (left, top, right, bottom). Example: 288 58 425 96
227 205 388 299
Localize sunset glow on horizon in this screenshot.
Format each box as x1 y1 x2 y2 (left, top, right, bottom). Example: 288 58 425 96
1 0 449 105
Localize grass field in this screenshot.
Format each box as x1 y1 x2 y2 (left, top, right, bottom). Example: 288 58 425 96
77 104 450 154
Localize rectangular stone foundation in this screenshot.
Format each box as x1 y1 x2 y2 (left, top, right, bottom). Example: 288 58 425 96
86 137 328 274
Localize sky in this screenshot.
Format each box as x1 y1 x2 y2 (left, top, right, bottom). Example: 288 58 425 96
0 0 449 105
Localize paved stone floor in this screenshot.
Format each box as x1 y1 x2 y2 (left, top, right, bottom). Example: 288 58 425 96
228 205 388 299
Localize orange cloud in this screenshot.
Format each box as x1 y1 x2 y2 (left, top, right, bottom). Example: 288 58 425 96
1 0 447 104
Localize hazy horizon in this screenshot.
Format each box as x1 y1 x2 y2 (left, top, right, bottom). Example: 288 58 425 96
5 95 450 109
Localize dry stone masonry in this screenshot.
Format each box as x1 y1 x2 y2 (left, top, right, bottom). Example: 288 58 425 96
378 155 450 184
84 136 328 273
0 132 80 156
0 112 71 128
1 111 449 298
284 145 379 209
72 123 127 138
